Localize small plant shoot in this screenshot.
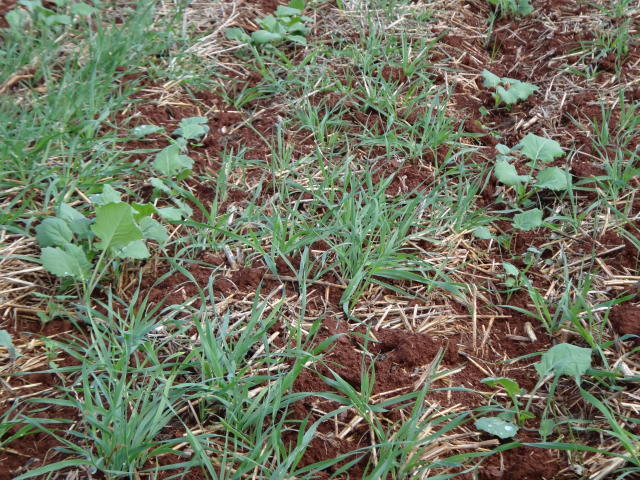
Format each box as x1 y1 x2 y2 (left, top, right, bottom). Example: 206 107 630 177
482 70 538 106
226 0 311 47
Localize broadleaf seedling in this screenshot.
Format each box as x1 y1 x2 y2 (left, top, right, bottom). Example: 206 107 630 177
482 70 538 107
226 0 312 48
492 135 568 230
36 187 169 285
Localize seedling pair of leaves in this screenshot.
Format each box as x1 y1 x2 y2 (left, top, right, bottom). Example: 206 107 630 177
475 343 593 440
482 70 538 107
130 116 209 146
226 0 311 47
36 185 169 282
493 133 569 230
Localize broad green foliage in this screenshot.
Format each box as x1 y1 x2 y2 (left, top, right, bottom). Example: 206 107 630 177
475 417 519 439
492 135 567 230
535 343 593 383
226 0 311 47
482 70 538 106
152 144 194 176
513 208 543 231
484 0 533 18
517 133 565 163
36 187 169 281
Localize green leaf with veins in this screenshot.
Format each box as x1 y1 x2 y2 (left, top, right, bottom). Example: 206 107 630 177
494 158 532 186
92 203 143 253
475 417 519 439
516 134 564 162
152 144 193 176
513 209 543 231
535 343 592 383
535 167 571 191
41 244 91 280
91 184 121 205
35 217 73 247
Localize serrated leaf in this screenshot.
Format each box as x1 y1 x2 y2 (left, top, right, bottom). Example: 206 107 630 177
535 343 592 383
70 2 96 15
252 30 283 44
152 144 194 176
517 134 564 162
35 217 73 247
513 209 543 231
0 329 16 362
474 226 492 239
482 70 501 88
475 417 519 439
58 203 91 236
139 217 168 243
535 167 571 191
92 203 143 252
130 124 164 138
115 239 149 259
226 27 251 43
41 244 91 280
494 158 532 186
